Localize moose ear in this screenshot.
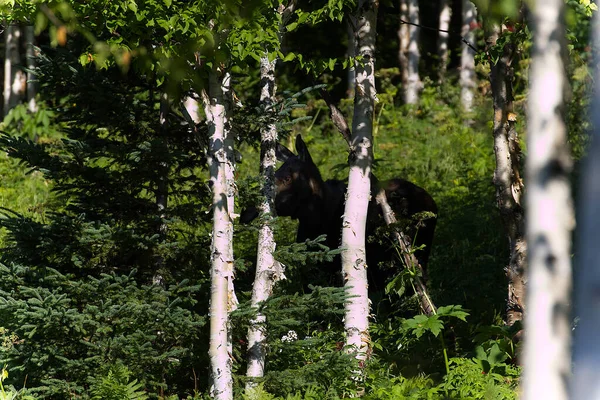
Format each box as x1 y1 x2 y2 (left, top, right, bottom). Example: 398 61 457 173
276 143 295 162
295 135 314 165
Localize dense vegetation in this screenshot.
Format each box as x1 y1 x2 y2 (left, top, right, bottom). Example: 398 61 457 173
0 0 594 398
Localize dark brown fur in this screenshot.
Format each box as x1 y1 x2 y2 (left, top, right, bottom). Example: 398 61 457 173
273 135 438 291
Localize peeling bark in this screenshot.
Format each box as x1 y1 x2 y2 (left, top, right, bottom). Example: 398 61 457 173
522 1 572 399
486 24 526 327
245 55 285 386
460 1 477 112
204 68 237 400
343 0 378 381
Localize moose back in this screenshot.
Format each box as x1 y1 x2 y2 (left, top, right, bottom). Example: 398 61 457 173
246 135 438 292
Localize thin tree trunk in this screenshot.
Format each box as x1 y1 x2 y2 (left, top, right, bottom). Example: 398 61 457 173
437 0 452 82
486 24 526 327
398 0 409 90
571 11 600 400
347 20 356 98
343 0 378 382
405 0 421 105
522 1 572 399
460 1 477 112
3 24 24 116
245 54 285 387
152 91 170 284
157 92 169 237
204 68 237 400
245 3 296 387
24 25 37 113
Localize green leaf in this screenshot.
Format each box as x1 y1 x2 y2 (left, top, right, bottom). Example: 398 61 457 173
163 0 172 7
436 305 469 322
127 0 137 13
328 58 336 71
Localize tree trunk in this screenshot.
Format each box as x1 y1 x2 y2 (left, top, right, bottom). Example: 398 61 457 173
3 24 24 117
347 20 356 98
157 92 169 237
405 0 421 105
398 0 409 91
486 24 526 327
204 68 237 400
460 1 477 112
570 9 600 400
437 0 452 82
24 25 37 113
343 0 378 382
522 1 572 399
245 54 285 386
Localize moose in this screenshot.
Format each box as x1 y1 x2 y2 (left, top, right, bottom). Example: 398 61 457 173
244 135 438 292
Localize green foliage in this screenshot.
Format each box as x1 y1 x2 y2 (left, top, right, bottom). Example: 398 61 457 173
0 368 36 400
0 264 205 397
403 306 469 340
89 363 148 400
440 358 520 400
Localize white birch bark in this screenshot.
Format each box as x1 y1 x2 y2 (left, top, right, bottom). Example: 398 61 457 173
398 0 409 90
245 4 294 385
24 25 37 113
4 24 23 116
437 0 452 82
571 10 600 400
522 1 572 399
343 0 378 373
204 69 237 400
184 96 201 124
405 0 421 105
487 23 526 326
460 1 477 112
245 55 284 387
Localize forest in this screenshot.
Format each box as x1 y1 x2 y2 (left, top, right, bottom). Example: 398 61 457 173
0 0 597 398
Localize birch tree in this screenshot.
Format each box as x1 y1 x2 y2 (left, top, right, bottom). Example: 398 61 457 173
405 0 421 105
204 68 237 400
460 1 477 112
342 0 378 376
4 24 25 116
24 25 37 113
486 22 526 326
398 0 409 94
522 1 573 399
245 54 283 388
245 1 295 386
571 9 600 400
437 0 452 82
